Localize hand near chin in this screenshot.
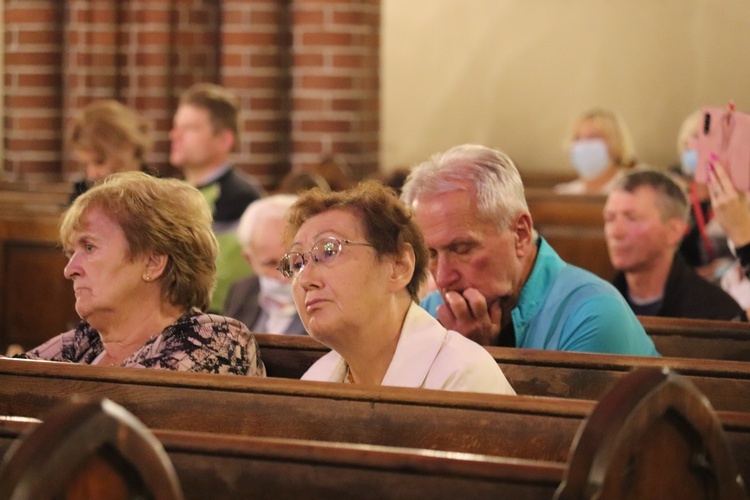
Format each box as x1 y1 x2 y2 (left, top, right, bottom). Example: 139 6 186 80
436 288 501 346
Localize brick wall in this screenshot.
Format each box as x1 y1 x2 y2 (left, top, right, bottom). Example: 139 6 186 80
4 0 64 178
221 0 292 188
3 0 380 187
290 0 380 180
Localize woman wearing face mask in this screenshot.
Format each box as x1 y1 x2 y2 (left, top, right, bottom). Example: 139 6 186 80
224 195 307 335
555 108 638 195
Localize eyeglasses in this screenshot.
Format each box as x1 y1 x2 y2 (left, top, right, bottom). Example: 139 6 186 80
278 237 374 279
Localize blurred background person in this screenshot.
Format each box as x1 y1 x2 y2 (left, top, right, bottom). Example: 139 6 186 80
225 194 306 335
281 181 514 394
605 169 745 320
67 99 153 202
15 172 266 376
708 160 750 312
169 83 264 313
672 109 733 278
555 107 638 195
277 170 331 195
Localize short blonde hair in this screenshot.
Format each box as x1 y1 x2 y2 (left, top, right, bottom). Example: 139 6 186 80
677 109 703 155
60 172 218 311
68 99 152 170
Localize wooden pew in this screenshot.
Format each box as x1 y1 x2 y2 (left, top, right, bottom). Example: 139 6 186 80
640 315 750 362
1 368 745 499
255 333 750 413
0 210 77 352
1 357 750 487
526 189 613 280
0 400 183 500
0 414 563 499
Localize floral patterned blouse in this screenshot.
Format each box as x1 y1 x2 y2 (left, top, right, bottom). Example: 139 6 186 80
16 309 266 377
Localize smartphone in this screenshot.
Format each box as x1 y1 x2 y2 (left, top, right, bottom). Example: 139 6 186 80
695 106 750 191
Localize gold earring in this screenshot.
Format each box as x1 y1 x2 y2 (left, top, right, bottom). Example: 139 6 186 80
144 275 151 282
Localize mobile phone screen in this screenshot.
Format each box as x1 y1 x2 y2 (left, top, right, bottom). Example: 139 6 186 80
695 106 750 191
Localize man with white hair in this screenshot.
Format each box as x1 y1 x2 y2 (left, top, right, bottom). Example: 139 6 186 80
401 144 658 355
224 195 306 335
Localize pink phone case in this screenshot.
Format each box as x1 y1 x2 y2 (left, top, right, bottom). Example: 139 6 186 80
695 106 750 191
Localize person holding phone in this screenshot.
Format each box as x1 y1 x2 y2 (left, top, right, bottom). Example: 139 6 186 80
673 110 733 274
707 160 750 312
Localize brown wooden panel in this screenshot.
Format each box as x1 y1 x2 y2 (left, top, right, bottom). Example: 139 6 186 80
1 241 77 351
254 333 750 412
0 417 562 500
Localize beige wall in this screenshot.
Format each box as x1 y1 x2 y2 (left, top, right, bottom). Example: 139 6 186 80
381 0 750 178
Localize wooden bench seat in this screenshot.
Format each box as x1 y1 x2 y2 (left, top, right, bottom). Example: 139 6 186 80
255 333 750 412
0 415 564 500
526 190 612 280
1 368 745 499
640 315 750 361
1 357 749 488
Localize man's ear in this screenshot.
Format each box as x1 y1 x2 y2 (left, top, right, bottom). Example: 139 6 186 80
144 252 169 281
513 212 534 253
666 218 689 247
217 128 235 153
386 244 416 294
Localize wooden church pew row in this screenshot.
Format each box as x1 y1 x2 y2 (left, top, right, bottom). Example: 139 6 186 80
255 333 750 412
640 315 750 362
0 357 749 488
1 368 746 499
0 413 563 500
0 402 183 500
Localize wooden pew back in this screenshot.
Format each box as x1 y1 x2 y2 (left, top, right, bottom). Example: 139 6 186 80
526 189 613 280
1 368 746 499
255 333 750 412
0 414 563 500
0 399 183 500
0 211 77 352
1 358 750 488
640 315 750 361
555 368 748 499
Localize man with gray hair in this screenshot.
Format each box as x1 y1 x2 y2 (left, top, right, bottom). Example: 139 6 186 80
605 169 744 320
401 144 658 355
224 194 307 335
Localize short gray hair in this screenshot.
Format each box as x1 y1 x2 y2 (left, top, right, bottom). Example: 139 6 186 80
401 144 529 230
237 194 298 248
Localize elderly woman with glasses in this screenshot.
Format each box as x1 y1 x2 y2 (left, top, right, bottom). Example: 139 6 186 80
279 180 514 394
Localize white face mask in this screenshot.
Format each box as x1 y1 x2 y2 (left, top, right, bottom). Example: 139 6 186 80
570 139 611 179
258 275 295 307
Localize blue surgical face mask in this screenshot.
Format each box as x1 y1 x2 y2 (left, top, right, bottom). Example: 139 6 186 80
570 139 610 179
680 149 698 177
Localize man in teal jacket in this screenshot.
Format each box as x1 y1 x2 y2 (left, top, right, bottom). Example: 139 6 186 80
402 144 658 356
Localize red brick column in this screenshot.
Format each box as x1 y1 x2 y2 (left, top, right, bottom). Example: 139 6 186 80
220 0 292 188
4 0 65 178
289 0 380 180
